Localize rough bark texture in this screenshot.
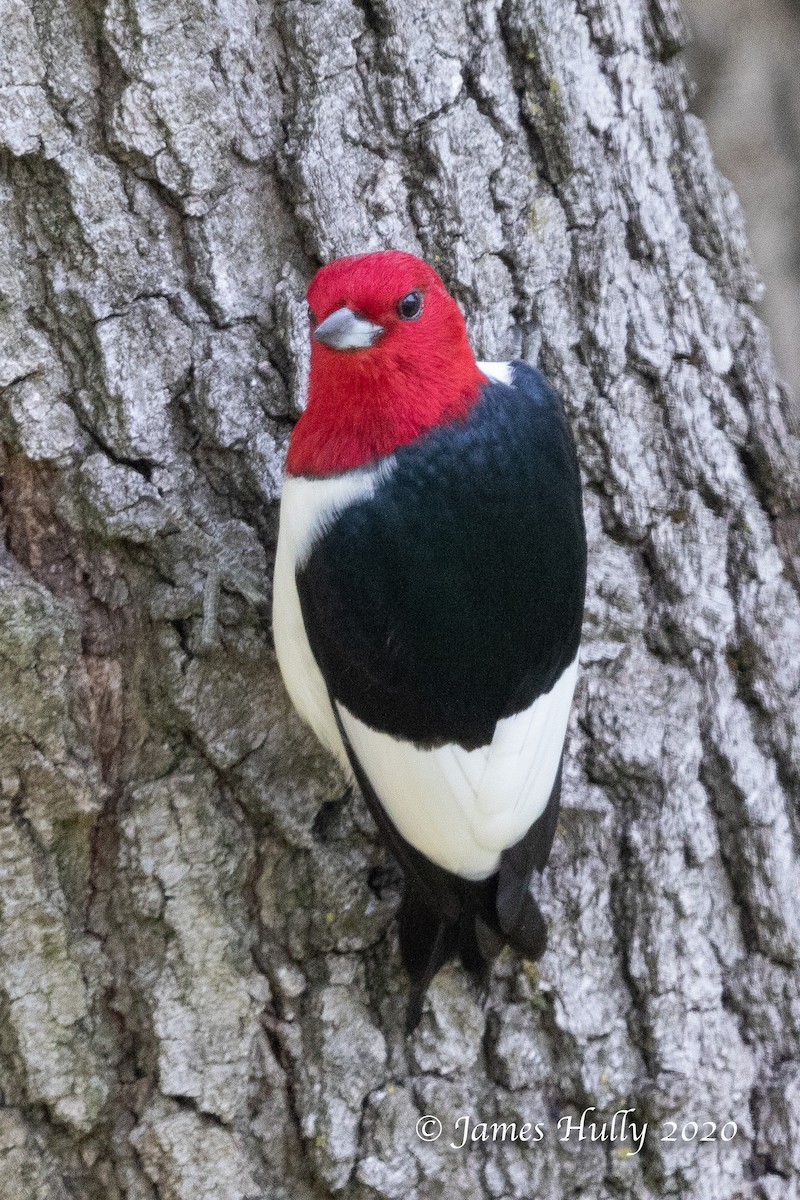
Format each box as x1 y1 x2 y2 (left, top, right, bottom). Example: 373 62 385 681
684 0 800 408
1 1 799 1198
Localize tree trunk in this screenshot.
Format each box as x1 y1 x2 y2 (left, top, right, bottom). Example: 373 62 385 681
683 0 800 409
1 0 799 1197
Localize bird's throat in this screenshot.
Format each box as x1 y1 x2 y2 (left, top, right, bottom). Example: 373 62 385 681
286 354 485 476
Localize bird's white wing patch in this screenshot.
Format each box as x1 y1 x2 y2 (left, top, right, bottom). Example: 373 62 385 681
337 656 578 880
273 466 392 768
477 360 513 386
274 438 579 883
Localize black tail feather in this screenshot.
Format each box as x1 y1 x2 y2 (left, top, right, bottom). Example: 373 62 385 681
399 876 548 1032
400 884 494 1033
497 759 561 959
399 889 459 1033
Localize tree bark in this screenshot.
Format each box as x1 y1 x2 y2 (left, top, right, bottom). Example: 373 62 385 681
1 1 799 1198
683 0 800 409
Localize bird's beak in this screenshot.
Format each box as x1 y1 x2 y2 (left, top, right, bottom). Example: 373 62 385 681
313 306 383 350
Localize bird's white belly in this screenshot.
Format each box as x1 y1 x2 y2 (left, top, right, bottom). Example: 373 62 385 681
273 469 386 771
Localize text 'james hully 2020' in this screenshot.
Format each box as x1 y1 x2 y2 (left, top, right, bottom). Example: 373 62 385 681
415 1108 739 1154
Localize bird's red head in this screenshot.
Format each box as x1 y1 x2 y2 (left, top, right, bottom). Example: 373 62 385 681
285 250 485 476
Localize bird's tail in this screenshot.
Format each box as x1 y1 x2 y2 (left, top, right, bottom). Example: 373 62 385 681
399 878 547 1033
399 761 563 1031
398 886 459 1033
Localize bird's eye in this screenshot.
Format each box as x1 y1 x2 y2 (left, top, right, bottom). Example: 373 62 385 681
308 310 318 328
396 289 423 320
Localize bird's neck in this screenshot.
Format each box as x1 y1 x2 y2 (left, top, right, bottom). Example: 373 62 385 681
286 351 485 477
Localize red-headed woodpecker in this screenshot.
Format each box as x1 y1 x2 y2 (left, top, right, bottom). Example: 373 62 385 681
273 250 586 1029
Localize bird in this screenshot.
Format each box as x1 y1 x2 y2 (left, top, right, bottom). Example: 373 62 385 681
272 249 586 1030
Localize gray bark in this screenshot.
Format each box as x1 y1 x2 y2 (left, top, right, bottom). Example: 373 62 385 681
684 0 800 409
1 1 799 1198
